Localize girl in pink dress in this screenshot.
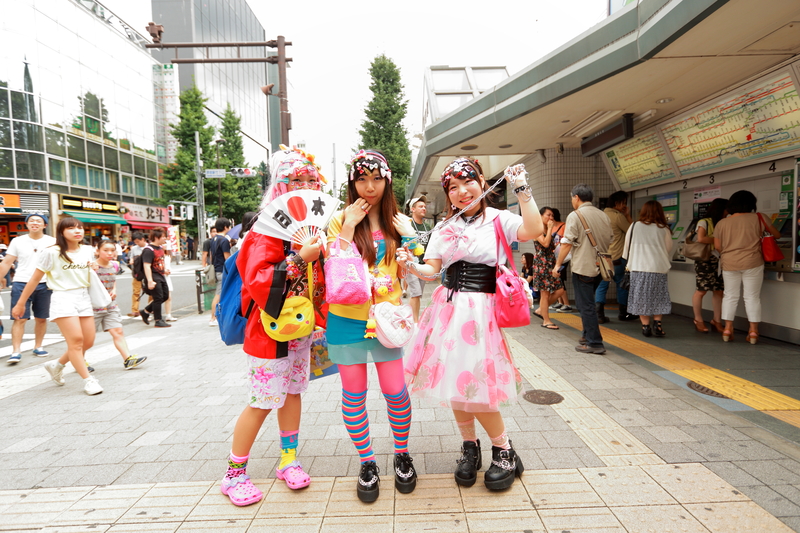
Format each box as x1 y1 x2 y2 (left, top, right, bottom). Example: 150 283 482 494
401 158 542 490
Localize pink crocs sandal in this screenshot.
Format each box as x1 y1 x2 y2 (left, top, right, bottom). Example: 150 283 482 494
276 461 311 490
220 474 263 506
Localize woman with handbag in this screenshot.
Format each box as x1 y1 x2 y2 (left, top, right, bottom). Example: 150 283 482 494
11 217 102 395
691 198 727 333
401 158 543 491
219 148 326 507
622 201 673 338
325 149 418 503
530 207 566 329
713 190 779 344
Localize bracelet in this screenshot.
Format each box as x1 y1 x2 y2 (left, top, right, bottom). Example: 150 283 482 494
514 184 533 202
336 236 351 246
286 255 307 279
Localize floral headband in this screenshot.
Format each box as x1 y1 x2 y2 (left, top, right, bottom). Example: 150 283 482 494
349 150 392 182
273 145 327 185
440 157 482 188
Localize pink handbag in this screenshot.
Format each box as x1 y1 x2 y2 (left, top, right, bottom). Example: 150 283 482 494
324 237 371 305
494 217 530 328
373 301 415 348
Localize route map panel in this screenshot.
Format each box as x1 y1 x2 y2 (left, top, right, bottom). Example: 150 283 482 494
603 130 677 190
661 71 800 176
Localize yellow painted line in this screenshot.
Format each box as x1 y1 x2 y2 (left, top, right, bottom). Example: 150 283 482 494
553 314 800 427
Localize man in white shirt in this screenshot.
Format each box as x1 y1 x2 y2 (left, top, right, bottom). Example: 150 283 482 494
0 214 57 364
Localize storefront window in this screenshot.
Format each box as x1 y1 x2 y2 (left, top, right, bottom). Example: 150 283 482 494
15 151 45 180
87 141 103 166
45 128 66 157
0 119 9 148
89 166 104 189
49 158 66 182
70 162 87 186
13 122 44 152
135 177 147 197
119 152 132 174
146 158 157 178
122 174 133 194
148 180 159 198
68 135 85 162
133 155 145 176
106 170 119 192
0 149 13 177
104 146 118 170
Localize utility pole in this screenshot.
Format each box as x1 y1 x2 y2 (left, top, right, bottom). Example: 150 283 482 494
277 36 290 146
331 142 337 195
215 139 226 217
195 131 205 251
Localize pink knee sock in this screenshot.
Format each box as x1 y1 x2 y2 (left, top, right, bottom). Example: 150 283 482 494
457 419 477 442
490 432 510 450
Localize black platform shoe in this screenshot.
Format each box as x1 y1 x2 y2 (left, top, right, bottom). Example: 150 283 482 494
394 452 417 493
356 460 380 503
454 440 482 487
484 441 524 490
642 324 652 337
653 320 666 337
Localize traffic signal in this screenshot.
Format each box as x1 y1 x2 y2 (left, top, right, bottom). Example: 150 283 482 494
180 205 187 219
168 204 175 218
230 168 256 177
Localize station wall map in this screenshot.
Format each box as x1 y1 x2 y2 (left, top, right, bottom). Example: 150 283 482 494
603 130 676 190
661 72 800 176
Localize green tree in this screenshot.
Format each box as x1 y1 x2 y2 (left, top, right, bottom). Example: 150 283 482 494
160 85 215 214
215 104 262 222
257 160 270 195
357 54 412 207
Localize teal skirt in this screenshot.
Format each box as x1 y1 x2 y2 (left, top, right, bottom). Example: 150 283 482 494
326 312 403 365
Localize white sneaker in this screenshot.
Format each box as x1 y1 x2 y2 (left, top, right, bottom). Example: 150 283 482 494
84 376 103 395
165 315 178 322
209 318 218 327
44 360 65 386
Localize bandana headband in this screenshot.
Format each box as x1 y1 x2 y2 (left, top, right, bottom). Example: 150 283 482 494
349 150 392 182
440 157 482 188
272 145 327 185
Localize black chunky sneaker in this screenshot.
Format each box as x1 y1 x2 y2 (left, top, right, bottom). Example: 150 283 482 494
454 439 482 487
394 453 417 493
356 460 380 503
483 441 524 490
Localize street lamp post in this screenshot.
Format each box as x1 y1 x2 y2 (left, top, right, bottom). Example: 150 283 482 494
215 138 226 217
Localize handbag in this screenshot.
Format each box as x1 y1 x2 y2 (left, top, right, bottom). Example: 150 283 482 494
372 301 415 348
576 211 614 282
758 213 784 263
204 236 217 284
260 263 315 342
88 268 112 309
683 219 712 261
620 222 634 290
493 217 531 328
324 236 371 305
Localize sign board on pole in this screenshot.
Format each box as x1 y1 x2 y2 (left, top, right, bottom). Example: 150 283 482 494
204 169 226 178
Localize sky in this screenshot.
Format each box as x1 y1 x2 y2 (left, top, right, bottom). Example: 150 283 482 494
108 0 610 188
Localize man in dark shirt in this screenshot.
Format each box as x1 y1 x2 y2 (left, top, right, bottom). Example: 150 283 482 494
140 228 171 328
208 218 231 327
201 227 218 268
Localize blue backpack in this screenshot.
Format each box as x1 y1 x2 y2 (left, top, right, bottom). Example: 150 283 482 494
216 250 255 345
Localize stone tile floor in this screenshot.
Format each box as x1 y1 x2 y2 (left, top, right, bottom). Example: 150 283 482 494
1 295 799 531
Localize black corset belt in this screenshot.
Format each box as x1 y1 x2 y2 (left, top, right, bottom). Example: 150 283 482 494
443 261 496 302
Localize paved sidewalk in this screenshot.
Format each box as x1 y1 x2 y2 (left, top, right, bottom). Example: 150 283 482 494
1 301 799 531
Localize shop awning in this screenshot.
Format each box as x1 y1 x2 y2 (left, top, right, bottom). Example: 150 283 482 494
128 221 170 230
62 210 129 225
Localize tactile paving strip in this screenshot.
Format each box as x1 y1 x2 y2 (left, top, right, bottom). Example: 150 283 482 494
553 314 800 428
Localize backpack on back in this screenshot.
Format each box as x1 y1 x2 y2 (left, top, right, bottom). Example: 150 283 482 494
216 250 254 345
132 246 152 282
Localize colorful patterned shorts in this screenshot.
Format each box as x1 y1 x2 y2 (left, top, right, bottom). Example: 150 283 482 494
246 336 311 410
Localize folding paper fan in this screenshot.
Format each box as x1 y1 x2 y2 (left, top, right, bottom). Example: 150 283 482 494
253 190 341 246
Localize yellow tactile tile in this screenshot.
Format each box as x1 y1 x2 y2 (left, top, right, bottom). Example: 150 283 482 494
185 490 263 521
601 454 666 467
684 501 796 532
248 517 323 533
0 486 96 529
763 410 800 428
394 473 463 515
522 469 605 509
574 427 653 458
117 482 212 524
324 477 395 517
580 466 678 507
611 504 711 533
465 510 545 532
255 477 332 519
394 512 469 533
557 407 623 431
319 515 392 532
459 479 533 513
538 506 627 532
176 519 253 532
106 523 181 533
642 463 750 504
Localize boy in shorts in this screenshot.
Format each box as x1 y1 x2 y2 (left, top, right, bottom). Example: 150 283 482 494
95 241 146 369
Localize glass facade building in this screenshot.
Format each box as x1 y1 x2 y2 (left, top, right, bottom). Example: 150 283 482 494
151 0 272 166
0 0 167 203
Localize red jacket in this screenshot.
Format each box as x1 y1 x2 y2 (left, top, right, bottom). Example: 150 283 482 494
239 232 325 359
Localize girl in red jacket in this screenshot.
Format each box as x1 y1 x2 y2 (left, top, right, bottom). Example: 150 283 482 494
220 148 326 506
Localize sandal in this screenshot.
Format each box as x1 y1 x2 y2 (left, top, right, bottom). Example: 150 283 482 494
722 329 733 342
532 310 543 320
709 320 725 334
221 474 263 506
541 323 560 330
693 320 709 333
745 332 758 345
276 461 311 490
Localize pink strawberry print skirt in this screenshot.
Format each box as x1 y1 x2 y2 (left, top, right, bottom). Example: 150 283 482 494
403 285 523 412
